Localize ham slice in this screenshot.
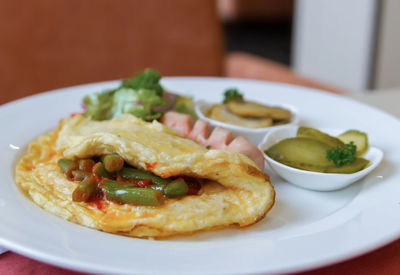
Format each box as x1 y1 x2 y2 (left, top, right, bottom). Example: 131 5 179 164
188 120 210 146
162 111 265 170
206 127 233 150
161 111 192 138
227 136 265 170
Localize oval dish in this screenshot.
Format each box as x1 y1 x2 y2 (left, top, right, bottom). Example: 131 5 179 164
258 125 384 191
195 100 300 145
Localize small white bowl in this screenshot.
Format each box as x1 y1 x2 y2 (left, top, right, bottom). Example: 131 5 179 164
258 126 384 191
195 100 300 145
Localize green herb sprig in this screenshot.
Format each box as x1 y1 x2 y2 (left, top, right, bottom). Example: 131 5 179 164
223 88 243 103
326 142 357 167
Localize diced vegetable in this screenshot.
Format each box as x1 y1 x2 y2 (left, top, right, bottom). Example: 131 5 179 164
61 152 201 205
93 162 112 178
58 158 78 173
102 154 124 172
78 159 95 172
102 181 164 206
71 170 91 182
119 167 171 185
100 180 139 189
147 183 166 193
148 180 188 198
164 179 188 198
72 176 98 202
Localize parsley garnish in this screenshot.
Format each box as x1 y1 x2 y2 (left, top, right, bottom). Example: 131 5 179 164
223 88 243 103
206 145 211 149
326 142 357 167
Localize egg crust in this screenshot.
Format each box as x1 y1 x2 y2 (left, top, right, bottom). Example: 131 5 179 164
15 115 275 238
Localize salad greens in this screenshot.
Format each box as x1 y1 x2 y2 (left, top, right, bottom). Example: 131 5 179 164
110 88 166 121
83 68 195 121
172 95 197 120
121 68 163 96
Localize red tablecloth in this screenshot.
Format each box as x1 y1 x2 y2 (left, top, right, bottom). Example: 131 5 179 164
1 238 399 274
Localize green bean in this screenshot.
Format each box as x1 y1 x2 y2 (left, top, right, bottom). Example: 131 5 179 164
71 170 91 182
102 181 163 206
140 183 188 198
72 176 97 202
163 179 188 198
79 159 95 172
102 154 124 172
106 181 167 195
147 183 167 193
119 167 171 185
93 162 112 178
58 158 78 173
101 180 137 189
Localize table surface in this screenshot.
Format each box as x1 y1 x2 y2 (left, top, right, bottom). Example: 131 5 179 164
1 88 399 275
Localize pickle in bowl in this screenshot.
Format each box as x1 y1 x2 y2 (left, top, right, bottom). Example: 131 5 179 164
264 127 370 174
258 125 383 191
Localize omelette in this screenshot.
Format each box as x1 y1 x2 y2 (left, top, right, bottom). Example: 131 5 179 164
15 114 275 238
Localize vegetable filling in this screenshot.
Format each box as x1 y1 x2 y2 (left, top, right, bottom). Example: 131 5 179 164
57 154 202 206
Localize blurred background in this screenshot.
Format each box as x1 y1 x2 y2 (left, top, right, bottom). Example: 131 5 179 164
1 0 399 104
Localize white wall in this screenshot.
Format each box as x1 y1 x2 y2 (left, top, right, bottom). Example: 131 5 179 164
374 0 400 89
292 0 378 92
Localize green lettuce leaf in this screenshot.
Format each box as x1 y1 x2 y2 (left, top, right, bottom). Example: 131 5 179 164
111 88 165 121
83 89 116 121
121 68 163 96
82 68 195 121
172 95 197 120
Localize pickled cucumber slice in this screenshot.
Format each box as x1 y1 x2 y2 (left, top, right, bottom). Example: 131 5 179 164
265 137 334 172
226 100 291 120
208 104 273 128
297 127 345 148
265 137 369 174
338 130 369 156
325 158 369 173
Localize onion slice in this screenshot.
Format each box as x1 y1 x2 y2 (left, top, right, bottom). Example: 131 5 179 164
81 102 87 112
152 92 177 112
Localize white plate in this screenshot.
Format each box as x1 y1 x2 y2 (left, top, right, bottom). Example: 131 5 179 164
1 77 400 275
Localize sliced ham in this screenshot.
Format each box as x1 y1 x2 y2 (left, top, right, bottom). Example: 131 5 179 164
161 111 192 138
206 127 233 150
188 120 210 146
161 111 265 170
227 136 265 170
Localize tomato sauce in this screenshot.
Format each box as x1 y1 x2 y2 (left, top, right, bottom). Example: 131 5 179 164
145 161 157 169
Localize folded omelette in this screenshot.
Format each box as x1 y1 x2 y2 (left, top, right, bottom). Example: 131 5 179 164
15 114 275 238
